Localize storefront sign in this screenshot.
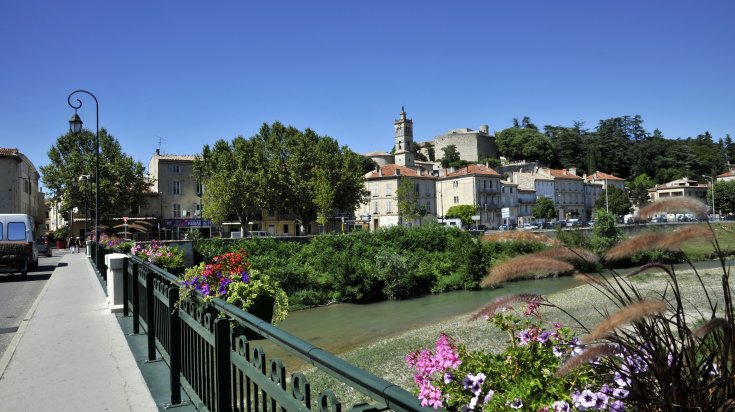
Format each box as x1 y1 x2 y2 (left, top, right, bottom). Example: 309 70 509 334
163 219 213 227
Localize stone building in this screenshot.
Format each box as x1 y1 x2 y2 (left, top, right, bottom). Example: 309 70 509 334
148 150 212 239
648 177 708 203
511 167 586 220
0 147 46 233
427 125 499 164
436 165 502 227
716 169 735 182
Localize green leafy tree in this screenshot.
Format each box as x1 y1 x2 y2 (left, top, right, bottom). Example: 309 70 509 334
440 145 462 168
496 126 554 164
195 137 262 234
396 176 426 225
590 209 622 255
532 196 557 220
445 204 477 226
710 180 735 215
41 128 149 224
627 173 655 207
595 185 632 217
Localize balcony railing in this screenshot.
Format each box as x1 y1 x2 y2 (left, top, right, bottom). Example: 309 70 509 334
119 255 432 412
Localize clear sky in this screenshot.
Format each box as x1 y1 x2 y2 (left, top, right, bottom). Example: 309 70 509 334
1 1 733 186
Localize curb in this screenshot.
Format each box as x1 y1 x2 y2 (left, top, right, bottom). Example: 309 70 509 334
0 255 63 379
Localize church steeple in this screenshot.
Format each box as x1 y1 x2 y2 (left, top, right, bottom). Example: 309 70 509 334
394 106 414 167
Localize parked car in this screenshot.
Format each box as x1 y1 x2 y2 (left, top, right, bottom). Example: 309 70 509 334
247 231 274 238
36 237 52 257
0 214 38 276
522 223 539 230
500 223 517 231
467 224 488 231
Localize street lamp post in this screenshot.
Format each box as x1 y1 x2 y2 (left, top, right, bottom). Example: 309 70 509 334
78 175 91 237
704 175 716 221
68 90 99 266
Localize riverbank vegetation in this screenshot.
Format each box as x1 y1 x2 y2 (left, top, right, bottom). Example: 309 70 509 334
303 199 734 410
193 218 735 310
195 225 552 308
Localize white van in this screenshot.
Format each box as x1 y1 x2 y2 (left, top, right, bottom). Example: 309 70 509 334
0 214 38 276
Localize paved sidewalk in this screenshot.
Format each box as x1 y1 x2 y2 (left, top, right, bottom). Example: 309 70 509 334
0 252 157 411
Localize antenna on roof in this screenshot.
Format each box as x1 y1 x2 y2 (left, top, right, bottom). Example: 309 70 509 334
156 136 167 154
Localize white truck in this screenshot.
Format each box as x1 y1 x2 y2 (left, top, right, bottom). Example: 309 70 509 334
0 214 38 277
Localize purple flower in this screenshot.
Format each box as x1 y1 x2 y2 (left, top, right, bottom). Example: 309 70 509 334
595 392 609 409
241 271 249 283
553 345 564 357
552 400 570 412
538 330 552 343
517 329 531 345
508 398 523 409
612 387 629 399
599 384 613 396
609 400 625 412
576 389 597 409
483 389 494 404
443 372 453 384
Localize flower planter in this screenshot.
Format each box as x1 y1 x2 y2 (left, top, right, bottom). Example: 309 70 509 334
235 294 275 341
55 240 66 249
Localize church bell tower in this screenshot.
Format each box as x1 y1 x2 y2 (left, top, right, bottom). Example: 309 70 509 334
394 106 415 167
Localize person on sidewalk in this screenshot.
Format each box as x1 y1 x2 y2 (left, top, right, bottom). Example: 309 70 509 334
75 237 82 253
69 237 76 253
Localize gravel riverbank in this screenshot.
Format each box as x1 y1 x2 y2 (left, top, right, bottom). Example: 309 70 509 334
303 265 731 406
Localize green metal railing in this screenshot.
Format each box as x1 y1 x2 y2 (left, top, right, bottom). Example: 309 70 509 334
122 255 435 412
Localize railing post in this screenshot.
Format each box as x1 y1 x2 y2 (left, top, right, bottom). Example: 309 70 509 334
122 257 129 317
215 318 232 412
168 286 182 406
132 260 140 334
146 269 156 361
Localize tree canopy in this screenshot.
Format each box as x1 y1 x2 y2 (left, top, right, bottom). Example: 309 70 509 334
496 123 554 164
196 122 368 234
40 128 149 224
532 196 557 220
445 204 477 226
594 185 632 217
396 176 426 225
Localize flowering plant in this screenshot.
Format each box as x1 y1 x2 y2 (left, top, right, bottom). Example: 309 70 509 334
98 233 134 253
132 240 184 270
407 297 627 411
179 250 288 323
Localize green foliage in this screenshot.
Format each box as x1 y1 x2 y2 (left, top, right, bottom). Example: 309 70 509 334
396 176 426 225
439 145 462 168
710 180 735 215
446 204 478 226
627 173 655 207
53 225 70 241
594 185 632 217
197 122 368 233
496 126 554 164
40 128 150 222
532 196 557 220
590 209 622 255
193 225 548 308
406 302 602 410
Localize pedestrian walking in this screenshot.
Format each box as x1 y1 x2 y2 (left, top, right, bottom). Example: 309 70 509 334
69 237 76 253
75 237 82 254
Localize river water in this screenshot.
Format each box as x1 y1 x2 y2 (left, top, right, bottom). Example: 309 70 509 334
259 275 583 370
255 259 730 371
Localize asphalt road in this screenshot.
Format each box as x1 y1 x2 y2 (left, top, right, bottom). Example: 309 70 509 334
0 248 68 360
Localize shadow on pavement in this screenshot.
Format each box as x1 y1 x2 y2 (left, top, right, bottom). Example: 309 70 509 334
0 273 51 283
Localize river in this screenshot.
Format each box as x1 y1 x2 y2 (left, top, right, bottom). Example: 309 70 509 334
258 275 583 370
254 259 731 371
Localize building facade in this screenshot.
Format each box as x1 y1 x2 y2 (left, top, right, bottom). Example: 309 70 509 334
0 148 46 233
148 150 212 239
436 165 502 227
648 178 708 203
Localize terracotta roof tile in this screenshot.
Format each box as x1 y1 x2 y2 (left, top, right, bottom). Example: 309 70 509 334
717 170 735 178
586 171 624 181
0 147 19 156
365 164 435 179
445 164 500 178
157 154 196 161
545 168 583 180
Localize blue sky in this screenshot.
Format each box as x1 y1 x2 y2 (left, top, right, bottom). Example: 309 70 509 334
2 1 733 186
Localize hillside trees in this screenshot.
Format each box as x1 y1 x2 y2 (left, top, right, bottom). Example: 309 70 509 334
41 128 149 224
595 185 632 217
196 122 368 235
496 120 554 164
